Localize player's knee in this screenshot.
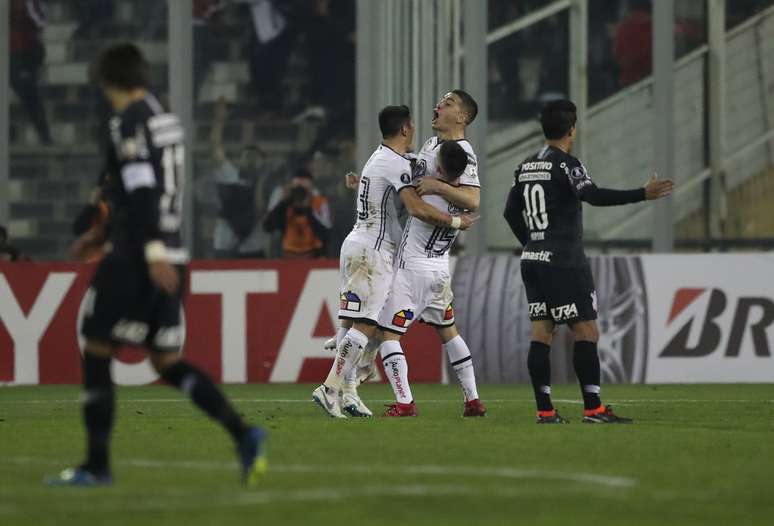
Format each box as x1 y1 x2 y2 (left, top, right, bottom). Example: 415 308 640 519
436 324 458 344
530 322 554 345
353 321 377 339
85 340 115 358
149 351 182 373
571 320 599 342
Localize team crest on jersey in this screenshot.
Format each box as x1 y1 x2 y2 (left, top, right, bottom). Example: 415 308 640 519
444 305 455 321
340 291 361 312
392 309 414 328
412 159 427 180
570 166 588 180
400 172 411 184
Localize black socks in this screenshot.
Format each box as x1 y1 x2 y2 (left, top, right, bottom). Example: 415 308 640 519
160 360 247 442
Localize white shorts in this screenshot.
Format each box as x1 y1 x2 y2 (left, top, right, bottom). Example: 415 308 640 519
377 267 455 334
338 238 394 324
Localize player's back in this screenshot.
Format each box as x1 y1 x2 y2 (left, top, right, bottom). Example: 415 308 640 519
106 94 187 262
348 144 413 252
396 192 460 271
514 145 586 267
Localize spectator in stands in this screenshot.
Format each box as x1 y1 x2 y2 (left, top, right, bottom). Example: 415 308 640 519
293 0 355 132
0 225 23 262
206 97 273 258
263 168 331 259
10 0 53 145
614 0 653 87
240 0 297 115
71 0 114 40
194 0 227 101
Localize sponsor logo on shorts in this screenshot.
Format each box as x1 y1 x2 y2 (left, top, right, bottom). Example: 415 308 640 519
551 303 579 321
530 231 545 241
521 250 552 262
340 291 362 312
444 305 455 321
529 302 547 317
392 309 414 328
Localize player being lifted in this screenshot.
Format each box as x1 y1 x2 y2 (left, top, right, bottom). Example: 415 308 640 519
47 44 266 486
504 99 673 423
312 105 475 418
378 140 486 417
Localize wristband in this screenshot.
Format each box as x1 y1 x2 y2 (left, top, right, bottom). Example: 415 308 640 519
144 240 167 263
450 216 462 229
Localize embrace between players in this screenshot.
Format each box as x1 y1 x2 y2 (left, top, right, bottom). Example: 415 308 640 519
316 93 673 423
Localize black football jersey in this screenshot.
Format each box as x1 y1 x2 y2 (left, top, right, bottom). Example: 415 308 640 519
105 95 187 262
510 145 593 267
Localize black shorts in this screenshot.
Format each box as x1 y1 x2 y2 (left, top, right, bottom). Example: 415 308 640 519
520 261 597 324
80 254 186 352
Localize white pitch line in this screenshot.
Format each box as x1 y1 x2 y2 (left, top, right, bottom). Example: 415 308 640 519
1 398 772 405
1 456 637 489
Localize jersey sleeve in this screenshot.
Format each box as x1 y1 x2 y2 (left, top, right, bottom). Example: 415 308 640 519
564 159 594 197
565 158 646 206
387 160 415 192
110 108 164 247
111 111 158 194
458 142 480 188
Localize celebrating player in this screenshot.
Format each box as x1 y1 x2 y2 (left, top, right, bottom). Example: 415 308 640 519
377 140 486 417
47 44 266 486
504 99 673 423
312 105 474 418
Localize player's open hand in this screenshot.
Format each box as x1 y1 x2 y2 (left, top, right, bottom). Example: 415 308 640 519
149 261 179 295
459 213 478 231
416 177 442 197
644 173 674 200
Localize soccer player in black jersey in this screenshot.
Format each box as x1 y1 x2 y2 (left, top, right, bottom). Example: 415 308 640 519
504 99 673 424
47 44 266 486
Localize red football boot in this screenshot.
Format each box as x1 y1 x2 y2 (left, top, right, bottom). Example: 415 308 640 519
383 402 418 417
463 398 487 417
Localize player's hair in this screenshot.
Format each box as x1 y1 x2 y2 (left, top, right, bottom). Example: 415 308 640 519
451 89 478 125
378 105 412 139
96 43 149 90
438 141 469 180
540 99 577 140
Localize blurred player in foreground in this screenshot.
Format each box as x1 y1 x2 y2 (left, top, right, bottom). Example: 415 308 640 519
47 44 266 486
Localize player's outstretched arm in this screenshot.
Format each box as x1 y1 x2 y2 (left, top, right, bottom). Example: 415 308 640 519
399 186 474 230
503 184 528 246
416 178 480 212
580 174 674 207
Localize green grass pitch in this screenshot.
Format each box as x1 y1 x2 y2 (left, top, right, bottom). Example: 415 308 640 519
1 383 773 525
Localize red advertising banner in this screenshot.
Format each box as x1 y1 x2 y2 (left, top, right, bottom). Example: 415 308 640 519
0 261 443 385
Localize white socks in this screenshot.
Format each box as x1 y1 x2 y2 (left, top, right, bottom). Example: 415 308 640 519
380 340 413 404
444 335 479 402
324 327 368 391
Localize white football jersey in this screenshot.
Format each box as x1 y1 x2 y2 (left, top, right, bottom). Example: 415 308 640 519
395 193 461 271
347 144 413 253
412 137 480 188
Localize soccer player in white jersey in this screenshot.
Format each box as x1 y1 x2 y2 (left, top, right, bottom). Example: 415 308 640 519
378 140 486 417
414 90 481 212
312 105 474 418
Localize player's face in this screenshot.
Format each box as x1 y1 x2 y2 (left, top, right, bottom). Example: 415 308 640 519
432 93 465 131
